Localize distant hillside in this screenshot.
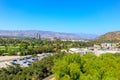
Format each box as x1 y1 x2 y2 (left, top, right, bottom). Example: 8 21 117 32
0 30 80 39
96 31 120 40
0 30 98 39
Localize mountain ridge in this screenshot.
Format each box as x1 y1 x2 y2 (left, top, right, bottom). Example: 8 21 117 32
0 30 98 39
96 31 120 40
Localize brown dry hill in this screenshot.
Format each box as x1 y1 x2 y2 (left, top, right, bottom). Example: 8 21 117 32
96 31 120 40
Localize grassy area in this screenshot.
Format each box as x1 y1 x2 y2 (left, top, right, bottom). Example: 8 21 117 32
0 46 5 50
0 45 40 55
0 46 19 50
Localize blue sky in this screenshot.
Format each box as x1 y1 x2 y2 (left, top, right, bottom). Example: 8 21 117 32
0 0 120 34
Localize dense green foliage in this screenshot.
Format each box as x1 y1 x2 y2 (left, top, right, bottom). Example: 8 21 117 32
53 53 120 80
1 37 120 56
0 38 94 56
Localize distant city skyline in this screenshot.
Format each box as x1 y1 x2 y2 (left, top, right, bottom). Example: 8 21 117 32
0 0 120 35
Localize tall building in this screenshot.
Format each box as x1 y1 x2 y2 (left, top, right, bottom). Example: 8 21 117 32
34 33 41 39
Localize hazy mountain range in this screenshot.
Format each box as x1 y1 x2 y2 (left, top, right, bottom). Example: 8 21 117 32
0 30 98 39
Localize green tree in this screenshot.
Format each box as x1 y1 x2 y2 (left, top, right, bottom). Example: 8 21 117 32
52 53 120 80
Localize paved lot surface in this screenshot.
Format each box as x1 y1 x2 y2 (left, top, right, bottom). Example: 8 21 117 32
0 56 22 68
43 75 55 80
0 53 54 68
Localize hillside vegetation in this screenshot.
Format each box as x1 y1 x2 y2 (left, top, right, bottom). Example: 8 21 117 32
97 31 120 40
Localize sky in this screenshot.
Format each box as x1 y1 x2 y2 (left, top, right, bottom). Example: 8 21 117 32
0 0 120 34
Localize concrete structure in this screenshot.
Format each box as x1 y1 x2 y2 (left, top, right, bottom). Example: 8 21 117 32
69 48 93 55
68 43 120 56
34 33 41 39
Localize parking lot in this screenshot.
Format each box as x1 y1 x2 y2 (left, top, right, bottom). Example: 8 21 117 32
10 53 54 67
0 53 54 68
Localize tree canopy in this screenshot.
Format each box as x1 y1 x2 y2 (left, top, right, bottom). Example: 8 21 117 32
52 53 120 80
